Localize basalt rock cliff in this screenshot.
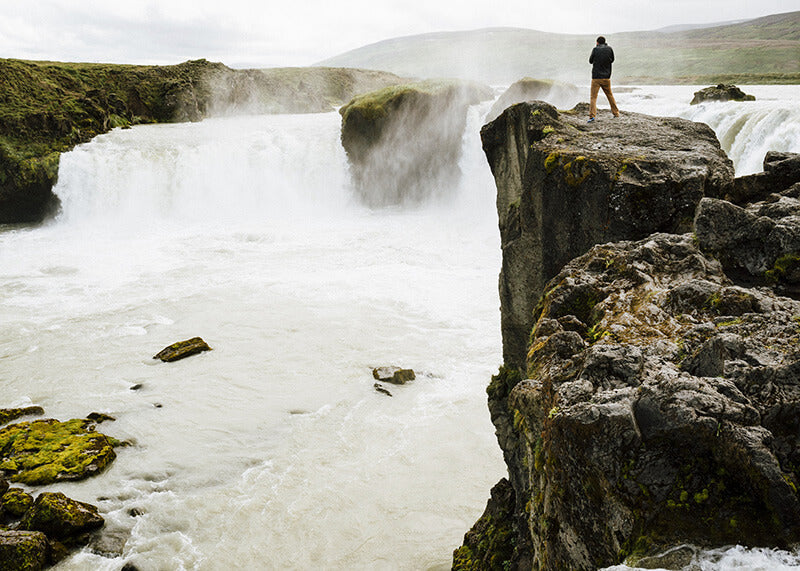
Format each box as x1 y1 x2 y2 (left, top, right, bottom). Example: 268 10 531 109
455 100 800 570
482 101 733 371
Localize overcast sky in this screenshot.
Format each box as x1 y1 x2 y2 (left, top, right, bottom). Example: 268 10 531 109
2 0 799 68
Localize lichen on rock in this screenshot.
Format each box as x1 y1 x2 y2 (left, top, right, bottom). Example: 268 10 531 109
0 418 117 485
0 530 49 571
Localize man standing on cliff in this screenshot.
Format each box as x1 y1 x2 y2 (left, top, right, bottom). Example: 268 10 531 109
588 36 620 122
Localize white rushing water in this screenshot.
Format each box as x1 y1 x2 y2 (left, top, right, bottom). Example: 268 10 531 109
0 85 799 570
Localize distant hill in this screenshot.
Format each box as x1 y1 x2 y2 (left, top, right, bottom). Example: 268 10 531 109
318 11 800 85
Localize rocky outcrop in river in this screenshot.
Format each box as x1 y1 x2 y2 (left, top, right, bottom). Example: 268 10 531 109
456 100 800 570
339 80 492 207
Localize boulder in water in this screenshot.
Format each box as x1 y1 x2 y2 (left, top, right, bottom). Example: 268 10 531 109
690 84 756 105
372 366 416 384
153 337 212 362
20 492 104 541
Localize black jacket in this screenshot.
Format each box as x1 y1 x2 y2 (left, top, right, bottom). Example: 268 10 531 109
589 44 614 79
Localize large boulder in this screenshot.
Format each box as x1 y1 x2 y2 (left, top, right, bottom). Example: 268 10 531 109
481 101 734 369
485 78 581 123
339 79 492 207
0 418 117 485
474 232 800 570
690 84 755 105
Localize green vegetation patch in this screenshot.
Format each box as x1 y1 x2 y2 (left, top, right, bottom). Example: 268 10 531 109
0 418 117 485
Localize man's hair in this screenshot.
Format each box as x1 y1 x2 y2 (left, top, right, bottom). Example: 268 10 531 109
596 36 606 44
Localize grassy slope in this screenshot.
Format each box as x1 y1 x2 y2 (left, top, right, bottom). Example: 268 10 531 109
318 11 800 84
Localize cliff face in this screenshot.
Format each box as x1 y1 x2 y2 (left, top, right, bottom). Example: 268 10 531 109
0 58 405 224
456 100 800 570
482 101 734 370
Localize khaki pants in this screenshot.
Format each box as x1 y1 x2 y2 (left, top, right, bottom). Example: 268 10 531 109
590 78 619 118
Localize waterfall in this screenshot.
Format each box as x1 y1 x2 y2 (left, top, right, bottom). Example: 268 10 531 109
615 85 800 175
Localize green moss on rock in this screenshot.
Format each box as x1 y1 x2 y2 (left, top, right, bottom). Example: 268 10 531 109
0 530 48 571
19 492 104 540
0 407 44 427
1 488 34 517
0 418 116 485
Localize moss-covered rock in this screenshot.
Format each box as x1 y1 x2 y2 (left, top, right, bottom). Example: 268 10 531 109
340 79 491 207
1 488 34 518
19 492 103 541
0 530 48 571
0 418 116 485
453 478 524 570
0 407 44 427
153 337 212 362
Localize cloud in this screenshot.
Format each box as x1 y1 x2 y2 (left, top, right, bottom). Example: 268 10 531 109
1 0 799 66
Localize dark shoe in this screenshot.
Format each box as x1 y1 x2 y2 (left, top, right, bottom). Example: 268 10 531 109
587 117 595 123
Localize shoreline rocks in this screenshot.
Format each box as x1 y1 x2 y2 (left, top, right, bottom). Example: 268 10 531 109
1 489 106 569
0 417 117 486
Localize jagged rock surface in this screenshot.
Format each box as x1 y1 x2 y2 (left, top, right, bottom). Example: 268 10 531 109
483 232 800 570
481 101 734 369
340 80 492 207
696 182 800 297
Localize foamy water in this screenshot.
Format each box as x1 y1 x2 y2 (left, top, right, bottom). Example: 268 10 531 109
1 86 799 570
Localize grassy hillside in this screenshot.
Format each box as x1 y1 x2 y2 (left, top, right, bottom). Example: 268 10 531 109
318 11 800 85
